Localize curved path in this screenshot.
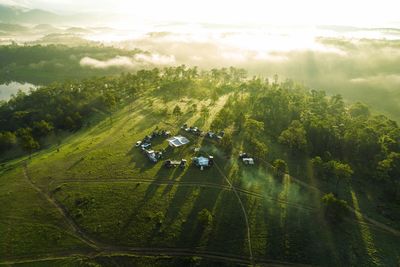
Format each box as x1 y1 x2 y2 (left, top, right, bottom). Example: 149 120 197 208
54 176 400 236
23 163 100 250
55 177 316 211
0 248 313 267
19 158 400 267
21 162 313 267
212 160 254 265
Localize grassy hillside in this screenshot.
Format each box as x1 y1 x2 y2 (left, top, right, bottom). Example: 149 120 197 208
1 85 399 266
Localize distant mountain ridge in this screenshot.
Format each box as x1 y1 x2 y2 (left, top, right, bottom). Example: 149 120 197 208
0 4 103 25
0 4 61 24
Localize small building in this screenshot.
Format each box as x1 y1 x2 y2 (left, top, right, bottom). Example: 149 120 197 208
167 135 190 147
193 156 214 170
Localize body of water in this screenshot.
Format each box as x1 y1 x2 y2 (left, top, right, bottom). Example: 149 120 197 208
0 82 36 101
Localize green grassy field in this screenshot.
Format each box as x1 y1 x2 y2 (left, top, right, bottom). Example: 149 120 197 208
1 95 399 266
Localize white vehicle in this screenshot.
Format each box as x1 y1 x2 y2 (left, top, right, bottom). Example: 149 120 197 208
135 141 142 147
141 143 151 150
242 158 255 165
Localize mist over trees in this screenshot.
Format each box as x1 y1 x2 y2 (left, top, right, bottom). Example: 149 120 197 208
0 44 144 84
2 33 400 121
118 34 400 121
208 72 399 196
0 66 399 199
0 3 399 265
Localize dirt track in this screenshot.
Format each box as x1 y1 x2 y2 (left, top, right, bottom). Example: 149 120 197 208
0 248 313 266
18 156 400 267
13 162 317 267
55 177 317 211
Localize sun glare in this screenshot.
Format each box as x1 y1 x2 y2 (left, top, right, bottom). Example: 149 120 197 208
109 0 399 27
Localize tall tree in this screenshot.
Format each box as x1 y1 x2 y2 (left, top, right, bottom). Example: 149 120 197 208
0 131 17 153
273 159 288 179
278 120 307 152
244 119 264 139
249 139 268 161
32 120 54 139
327 160 353 195
17 128 40 157
172 105 182 118
322 193 349 224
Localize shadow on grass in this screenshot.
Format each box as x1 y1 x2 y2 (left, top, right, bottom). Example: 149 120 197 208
204 190 249 256
191 116 207 129
176 186 224 247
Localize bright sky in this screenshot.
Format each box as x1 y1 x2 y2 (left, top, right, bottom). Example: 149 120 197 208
3 0 400 27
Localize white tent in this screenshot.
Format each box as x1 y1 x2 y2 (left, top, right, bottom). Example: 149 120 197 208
167 136 190 147
194 156 209 167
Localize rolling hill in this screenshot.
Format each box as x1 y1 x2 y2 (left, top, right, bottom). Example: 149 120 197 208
0 4 60 24
0 68 399 266
0 4 102 25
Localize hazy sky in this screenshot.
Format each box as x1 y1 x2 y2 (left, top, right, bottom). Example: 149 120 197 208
2 0 400 27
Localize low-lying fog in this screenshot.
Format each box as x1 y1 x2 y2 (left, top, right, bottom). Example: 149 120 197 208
83 24 400 120
1 22 400 120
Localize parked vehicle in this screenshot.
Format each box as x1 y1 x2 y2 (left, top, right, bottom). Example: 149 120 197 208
164 159 187 168
141 142 151 150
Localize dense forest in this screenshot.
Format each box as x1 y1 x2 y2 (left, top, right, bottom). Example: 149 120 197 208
0 66 399 199
213 78 399 193
0 44 144 84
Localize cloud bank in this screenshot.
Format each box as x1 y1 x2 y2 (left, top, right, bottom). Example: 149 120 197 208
79 53 175 69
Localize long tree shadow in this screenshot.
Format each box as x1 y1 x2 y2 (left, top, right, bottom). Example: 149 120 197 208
119 149 194 234
244 165 326 265
147 186 199 246
300 160 342 266
343 186 384 266
177 186 225 248
298 179 388 266
175 148 251 256
117 182 164 238
149 137 238 248
204 189 250 256
134 156 226 247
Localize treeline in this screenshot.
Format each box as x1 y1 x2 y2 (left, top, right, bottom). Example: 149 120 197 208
0 66 247 158
211 76 400 191
1 65 399 191
0 44 143 84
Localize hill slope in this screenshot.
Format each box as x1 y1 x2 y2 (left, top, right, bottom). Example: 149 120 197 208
1 79 400 266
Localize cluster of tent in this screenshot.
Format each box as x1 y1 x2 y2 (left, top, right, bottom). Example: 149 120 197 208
135 125 254 168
